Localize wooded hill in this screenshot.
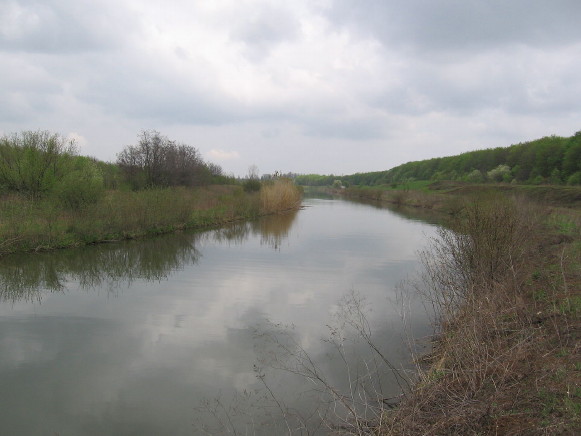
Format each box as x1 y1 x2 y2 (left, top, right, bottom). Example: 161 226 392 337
296 131 581 187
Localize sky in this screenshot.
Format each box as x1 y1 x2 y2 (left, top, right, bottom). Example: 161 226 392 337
1 0 580 177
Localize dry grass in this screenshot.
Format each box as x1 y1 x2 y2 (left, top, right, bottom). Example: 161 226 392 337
377 194 581 435
343 186 451 211
260 178 302 214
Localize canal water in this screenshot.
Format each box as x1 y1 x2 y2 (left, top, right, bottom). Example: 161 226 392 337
0 197 438 435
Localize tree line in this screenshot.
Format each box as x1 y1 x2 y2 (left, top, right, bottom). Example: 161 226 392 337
295 131 581 187
0 130 233 209
117 130 226 189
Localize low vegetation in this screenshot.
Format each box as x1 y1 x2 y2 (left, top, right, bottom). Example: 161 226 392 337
0 130 302 256
375 194 581 434
338 182 581 214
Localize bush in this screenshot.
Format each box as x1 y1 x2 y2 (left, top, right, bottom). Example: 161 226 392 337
243 178 261 192
0 130 76 198
465 169 484 183
567 171 581 185
54 157 104 210
487 164 511 182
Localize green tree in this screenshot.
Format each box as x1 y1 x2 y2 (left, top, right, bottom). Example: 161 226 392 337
0 131 77 198
465 169 485 183
562 132 581 179
487 164 511 182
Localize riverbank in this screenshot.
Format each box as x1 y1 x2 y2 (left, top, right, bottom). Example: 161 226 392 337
0 179 302 256
339 182 581 211
374 192 581 434
304 185 579 433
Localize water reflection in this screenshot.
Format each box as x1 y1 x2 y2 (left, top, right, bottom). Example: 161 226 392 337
211 209 298 249
0 237 202 302
0 210 298 303
0 198 435 435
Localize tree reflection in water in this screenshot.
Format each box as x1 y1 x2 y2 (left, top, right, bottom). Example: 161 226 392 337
0 211 298 304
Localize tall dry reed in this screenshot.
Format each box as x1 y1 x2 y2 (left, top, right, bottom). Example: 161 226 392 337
259 178 302 214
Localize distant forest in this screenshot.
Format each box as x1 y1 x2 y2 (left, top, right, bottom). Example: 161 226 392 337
296 131 581 187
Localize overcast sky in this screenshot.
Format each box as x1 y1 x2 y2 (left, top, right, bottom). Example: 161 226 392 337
1 0 580 176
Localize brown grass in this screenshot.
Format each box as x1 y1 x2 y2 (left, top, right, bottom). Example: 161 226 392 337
376 194 581 435
260 178 302 214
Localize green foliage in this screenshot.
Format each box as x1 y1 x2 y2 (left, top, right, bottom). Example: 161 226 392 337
243 178 261 192
53 156 105 210
465 169 485 183
487 164 511 182
94 159 124 189
568 171 581 186
296 131 581 188
294 173 336 186
0 131 107 210
0 130 77 198
0 186 265 255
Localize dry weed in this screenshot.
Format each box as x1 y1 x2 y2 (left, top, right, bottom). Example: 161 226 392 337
379 194 580 435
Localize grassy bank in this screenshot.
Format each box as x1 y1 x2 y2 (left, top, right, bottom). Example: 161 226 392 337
376 193 581 434
340 182 581 212
0 179 302 256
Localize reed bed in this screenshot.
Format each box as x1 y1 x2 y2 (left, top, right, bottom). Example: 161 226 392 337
0 180 303 256
1 185 251 255
260 178 302 214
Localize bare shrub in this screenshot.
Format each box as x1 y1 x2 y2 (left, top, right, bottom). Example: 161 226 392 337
117 130 221 189
377 194 577 435
194 291 413 435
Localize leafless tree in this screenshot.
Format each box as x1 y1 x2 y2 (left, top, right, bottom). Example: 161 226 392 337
117 130 222 189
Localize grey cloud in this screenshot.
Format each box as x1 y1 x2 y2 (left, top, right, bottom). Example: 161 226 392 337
369 46 581 118
0 0 133 54
0 54 64 121
325 0 581 54
301 115 385 140
372 66 516 116
230 5 300 61
80 63 243 126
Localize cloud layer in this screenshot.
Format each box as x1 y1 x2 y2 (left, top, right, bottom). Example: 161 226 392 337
1 0 580 175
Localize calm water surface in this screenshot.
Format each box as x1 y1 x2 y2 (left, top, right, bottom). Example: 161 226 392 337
0 197 438 435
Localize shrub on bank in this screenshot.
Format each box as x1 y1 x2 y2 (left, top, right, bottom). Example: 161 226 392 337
0 131 105 210
379 194 580 434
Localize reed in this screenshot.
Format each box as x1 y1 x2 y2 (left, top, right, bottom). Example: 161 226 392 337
259 178 302 214
0 186 263 255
